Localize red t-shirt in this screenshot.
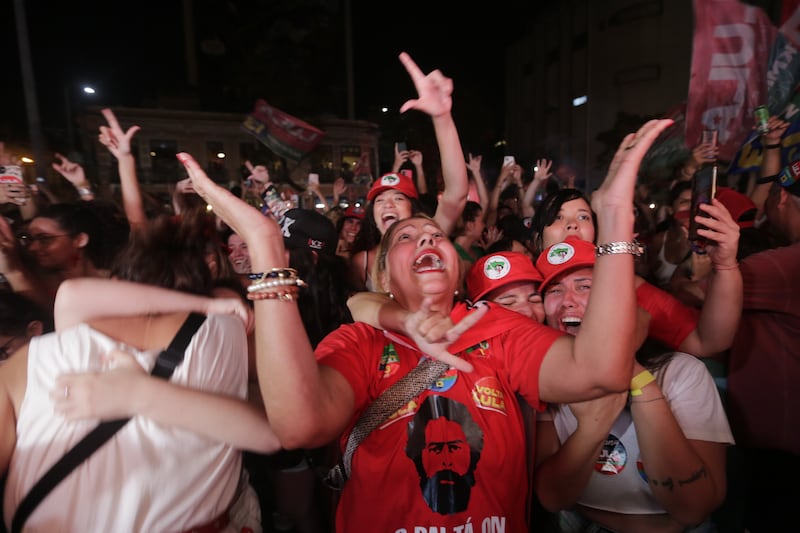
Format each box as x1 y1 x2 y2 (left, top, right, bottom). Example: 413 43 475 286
728 243 800 453
316 303 563 532
636 280 699 349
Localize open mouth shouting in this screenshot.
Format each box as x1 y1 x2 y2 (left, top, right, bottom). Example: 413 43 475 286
380 212 399 232
560 315 582 334
413 250 446 273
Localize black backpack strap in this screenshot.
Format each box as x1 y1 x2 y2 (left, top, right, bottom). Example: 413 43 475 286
11 312 206 533
151 312 207 379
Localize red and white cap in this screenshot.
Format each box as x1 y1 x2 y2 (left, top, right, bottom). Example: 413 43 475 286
536 236 597 292
466 252 543 301
367 172 419 202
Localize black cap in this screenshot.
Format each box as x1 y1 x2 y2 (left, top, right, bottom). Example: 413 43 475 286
278 208 338 255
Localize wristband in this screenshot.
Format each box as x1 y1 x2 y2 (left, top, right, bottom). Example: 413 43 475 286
765 143 781 149
630 369 655 396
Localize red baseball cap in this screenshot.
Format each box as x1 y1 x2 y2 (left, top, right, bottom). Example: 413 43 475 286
536 236 596 292
467 252 543 302
367 172 419 202
343 204 365 220
715 187 756 229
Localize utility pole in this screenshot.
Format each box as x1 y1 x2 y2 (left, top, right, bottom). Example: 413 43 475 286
13 0 48 179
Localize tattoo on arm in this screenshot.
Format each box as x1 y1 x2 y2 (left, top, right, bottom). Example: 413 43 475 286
648 466 707 491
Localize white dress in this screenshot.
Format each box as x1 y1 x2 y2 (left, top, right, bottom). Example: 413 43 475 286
3 314 249 532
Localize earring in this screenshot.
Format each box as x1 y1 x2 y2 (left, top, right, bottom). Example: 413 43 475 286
454 289 459 297
388 292 395 299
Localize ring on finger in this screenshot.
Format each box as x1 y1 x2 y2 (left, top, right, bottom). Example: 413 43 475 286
63 385 70 399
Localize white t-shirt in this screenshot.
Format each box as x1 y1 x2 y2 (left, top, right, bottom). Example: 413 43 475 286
4 314 249 532
540 352 734 514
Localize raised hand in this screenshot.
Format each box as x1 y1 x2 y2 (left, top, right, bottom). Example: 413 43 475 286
398 52 453 118
51 152 87 186
98 108 140 159
402 297 488 373
466 153 482 176
178 153 279 246
533 158 553 182
592 119 674 215
762 115 790 145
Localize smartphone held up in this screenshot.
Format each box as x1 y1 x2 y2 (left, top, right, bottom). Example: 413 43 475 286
688 165 717 253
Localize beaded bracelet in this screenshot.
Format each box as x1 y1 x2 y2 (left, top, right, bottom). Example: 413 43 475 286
247 288 299 301
247 277 307 293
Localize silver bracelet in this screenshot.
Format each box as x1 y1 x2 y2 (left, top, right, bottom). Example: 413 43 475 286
595 241 644 257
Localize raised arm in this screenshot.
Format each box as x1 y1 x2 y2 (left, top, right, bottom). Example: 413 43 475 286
750 115 789 220
674 198 742 357
398 53 468 236
521 158 553 218
466 153 489 212
485 163 514 228
180 151 354 449
409 150 427 195
52 152 95 202
52 349 280 453
98 108 146 232
54 277 253 333
538 119 675 403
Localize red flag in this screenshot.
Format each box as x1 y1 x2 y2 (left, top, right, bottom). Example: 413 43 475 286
686 0 776 162
241 99 325 161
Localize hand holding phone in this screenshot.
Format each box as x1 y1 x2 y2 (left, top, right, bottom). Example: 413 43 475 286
397 142 408 153
0 165 23 185
308 173 319 186
503 156 515 167
687 165 717 252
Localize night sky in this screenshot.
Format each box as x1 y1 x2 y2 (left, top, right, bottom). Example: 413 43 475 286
2 1 536 158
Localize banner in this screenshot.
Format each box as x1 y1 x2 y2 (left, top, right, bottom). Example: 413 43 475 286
727 3 800 174
686 0 776 162
241 99 325 161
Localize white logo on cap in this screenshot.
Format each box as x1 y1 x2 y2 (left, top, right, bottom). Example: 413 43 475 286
483 255 511 280
547 242 575 265
381 175 400 186
308 238 324 250
280 216 296 237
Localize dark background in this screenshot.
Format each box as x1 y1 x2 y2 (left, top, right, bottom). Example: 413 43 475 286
1 1 537 160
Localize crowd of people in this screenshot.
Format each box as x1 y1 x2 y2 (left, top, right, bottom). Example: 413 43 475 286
0 51 798 533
